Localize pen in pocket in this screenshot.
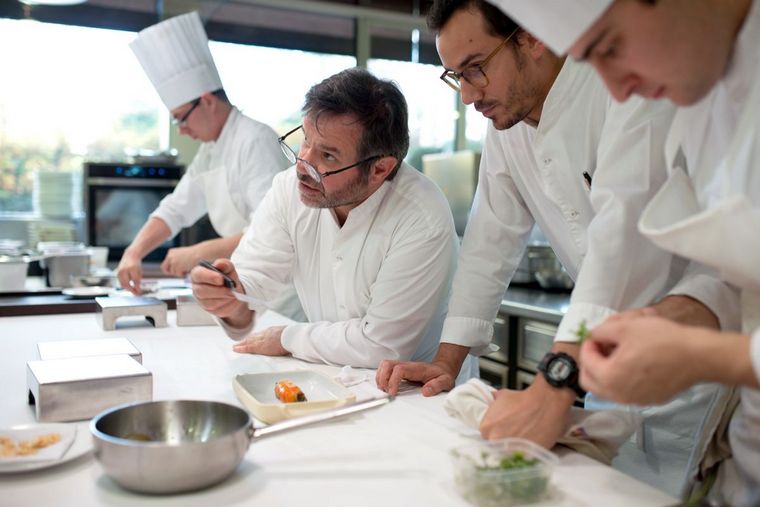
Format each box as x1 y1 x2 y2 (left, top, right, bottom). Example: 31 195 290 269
198 260 236 289
582 171 593 190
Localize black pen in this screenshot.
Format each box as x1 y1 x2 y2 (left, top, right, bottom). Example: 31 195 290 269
198 260 236 289
583 171 593 190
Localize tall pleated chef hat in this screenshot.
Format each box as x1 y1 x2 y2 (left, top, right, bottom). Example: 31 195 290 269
129 11 223 110
485 0 613 55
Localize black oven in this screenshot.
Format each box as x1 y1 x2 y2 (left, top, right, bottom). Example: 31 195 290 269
84 162 184 264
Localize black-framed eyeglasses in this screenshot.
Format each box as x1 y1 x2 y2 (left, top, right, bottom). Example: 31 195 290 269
278 125 382 185
172 98 201 126
440 27 519 92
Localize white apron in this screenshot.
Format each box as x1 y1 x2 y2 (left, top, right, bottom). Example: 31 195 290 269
639 168 760 505
201 166 248 237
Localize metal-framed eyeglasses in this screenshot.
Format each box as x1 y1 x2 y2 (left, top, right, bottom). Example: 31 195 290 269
278 125 382 185
440 27 519 92
171 98 201 126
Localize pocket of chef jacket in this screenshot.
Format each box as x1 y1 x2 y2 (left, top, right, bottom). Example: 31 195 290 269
639 168 760 293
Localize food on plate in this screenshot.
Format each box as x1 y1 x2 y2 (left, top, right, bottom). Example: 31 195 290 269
0 432 62 457
274 380 307 403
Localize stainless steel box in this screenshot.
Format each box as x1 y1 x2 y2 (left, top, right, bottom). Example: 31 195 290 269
95 296 167 331
27 354 152 422
37 338 142 363
176 294 216 326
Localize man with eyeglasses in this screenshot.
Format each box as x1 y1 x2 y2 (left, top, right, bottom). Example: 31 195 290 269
117 12 290 304
190 67 462 372
375 0 739 496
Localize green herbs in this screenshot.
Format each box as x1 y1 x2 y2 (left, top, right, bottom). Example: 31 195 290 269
575 320 590 343
477 450 539 471
455 450 550 506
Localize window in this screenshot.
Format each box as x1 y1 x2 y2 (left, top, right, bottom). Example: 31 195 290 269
368 58 457 171
0 19 164 214
209 41 356 137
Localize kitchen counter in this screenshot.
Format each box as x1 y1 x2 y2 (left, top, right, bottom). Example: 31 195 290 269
0 278 185 317
501 286 570 324
0 310 677 507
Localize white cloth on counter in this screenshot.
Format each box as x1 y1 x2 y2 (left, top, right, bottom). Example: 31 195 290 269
150 108 287 238
443 379 641 465
224 164 475 374
440 58 738 356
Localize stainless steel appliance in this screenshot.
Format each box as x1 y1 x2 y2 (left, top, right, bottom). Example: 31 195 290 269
84 162 183 264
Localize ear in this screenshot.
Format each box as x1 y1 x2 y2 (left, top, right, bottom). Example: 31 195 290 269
369 156 398 185
200 92 216 110
517 30 548 60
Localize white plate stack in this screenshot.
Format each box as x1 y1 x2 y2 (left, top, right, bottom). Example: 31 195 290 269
33 171 81 218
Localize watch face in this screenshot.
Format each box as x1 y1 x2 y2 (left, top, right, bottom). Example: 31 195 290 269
548 357 572 380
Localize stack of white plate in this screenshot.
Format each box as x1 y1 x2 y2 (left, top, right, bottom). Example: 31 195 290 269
33 171 81 218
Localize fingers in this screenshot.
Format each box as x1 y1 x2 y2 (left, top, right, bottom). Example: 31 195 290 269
375 360 398 392
117 265 141 295
232 335 260 354
190 264 244 318
421 374 454 397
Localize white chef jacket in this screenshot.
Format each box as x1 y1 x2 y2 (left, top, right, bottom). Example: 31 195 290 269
441 58 738 355
637 3 760 502
225 163 459 369
150 107 287 237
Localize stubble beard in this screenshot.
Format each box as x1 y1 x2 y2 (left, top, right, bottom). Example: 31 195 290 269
297 171 370 209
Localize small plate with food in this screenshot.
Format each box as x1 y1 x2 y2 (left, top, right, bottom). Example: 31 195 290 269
233 370 357 424
0 422 92 473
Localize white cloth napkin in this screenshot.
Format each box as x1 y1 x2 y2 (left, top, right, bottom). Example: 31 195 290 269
0 424 76 464
444 378 642 465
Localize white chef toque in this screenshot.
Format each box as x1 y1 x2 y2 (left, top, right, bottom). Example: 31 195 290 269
485 0 613 56
129 11 223 111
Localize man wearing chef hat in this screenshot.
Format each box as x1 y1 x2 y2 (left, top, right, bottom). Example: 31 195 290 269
117 11 289 297
376 0 741 498
486 0 760 504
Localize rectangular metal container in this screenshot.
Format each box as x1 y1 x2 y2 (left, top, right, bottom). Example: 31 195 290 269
176 294 216 326
27 354 152 422
37 338 142 363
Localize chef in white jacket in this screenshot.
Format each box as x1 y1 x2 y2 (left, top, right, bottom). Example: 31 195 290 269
117 11 287 294
191 68 458 369
377 0 739 497
488 0 760 504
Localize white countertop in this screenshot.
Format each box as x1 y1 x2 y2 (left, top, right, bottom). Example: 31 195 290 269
0 311 678 507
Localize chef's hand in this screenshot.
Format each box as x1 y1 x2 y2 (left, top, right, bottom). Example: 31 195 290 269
190 259 250 328
480 377 574 449
116 251 143 295
161 246 200 277
376 360 456 397
580 316 700 405
232 326 289 356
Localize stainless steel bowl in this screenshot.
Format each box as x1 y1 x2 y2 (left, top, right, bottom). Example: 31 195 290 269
91 400 250 494
91 397 391 494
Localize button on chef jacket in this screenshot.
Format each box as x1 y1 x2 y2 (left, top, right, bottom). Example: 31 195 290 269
225 163 459 369
638 1 760 503
150 108 287 238
441 58 739 355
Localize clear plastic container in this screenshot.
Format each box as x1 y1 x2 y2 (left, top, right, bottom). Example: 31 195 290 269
451 438 558 507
